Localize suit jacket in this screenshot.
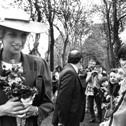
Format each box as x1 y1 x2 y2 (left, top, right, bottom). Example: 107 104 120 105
0 50 54 126
52 63 85 126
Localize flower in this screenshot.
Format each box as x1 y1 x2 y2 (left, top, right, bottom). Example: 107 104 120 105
0 59 38 101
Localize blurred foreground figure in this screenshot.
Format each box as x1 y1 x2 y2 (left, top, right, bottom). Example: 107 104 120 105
100 44 126 126
110 44 126 126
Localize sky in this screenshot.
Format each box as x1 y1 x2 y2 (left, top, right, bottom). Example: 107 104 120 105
82 0 103 23
82 0 102 5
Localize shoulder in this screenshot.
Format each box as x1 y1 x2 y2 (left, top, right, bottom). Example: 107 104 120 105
23 54 50 71
26 54 47 64
63 64 75 73
61 64 75 76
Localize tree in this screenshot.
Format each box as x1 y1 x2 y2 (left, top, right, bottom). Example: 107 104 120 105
55 0 91 66
82 24 107 69
94 0 126 68
41 0 56 71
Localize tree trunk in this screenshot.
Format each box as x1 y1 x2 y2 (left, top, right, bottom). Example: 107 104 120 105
49 22 55 72
61 33 69 66
106 42 111 69
110 43 115 68
29 34 41 57
113 0 121 67
106 12 114 68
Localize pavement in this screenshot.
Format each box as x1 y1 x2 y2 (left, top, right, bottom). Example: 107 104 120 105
41 111 100 126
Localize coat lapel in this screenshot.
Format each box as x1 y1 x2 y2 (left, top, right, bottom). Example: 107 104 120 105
77 73 84 90
21 53 37 87
67 64 84 89
0 49 3 76
0 62 2 76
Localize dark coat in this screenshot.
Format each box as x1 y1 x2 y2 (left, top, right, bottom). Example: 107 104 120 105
0 50 54 126
108 81 120 97
52 64 85 126
79 71 87 89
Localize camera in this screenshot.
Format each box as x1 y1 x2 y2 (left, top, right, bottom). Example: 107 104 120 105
85 66 94 72
92 70 98 76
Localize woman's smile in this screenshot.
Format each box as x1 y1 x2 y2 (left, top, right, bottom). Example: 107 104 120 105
12 45 22 50
2 29 28 55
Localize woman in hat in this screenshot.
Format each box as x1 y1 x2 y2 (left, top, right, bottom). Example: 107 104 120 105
0 8 53 126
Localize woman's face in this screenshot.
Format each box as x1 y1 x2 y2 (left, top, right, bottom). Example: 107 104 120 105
2 28 29 55
117 68 125 81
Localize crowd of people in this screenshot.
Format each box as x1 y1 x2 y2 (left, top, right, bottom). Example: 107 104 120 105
52 44 126 126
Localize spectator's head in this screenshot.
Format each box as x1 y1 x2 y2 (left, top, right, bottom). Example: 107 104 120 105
55 65 62 72
68 50 82 64
117 68 125 81
109 68 118 84
118 44 126 73
88 58 101 71
68 50 82 70
99 76 108 87
118 44 126 59
88 59 96 69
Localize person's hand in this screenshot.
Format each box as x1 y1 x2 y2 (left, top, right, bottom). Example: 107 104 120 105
1 97 29 118
106 95 111 100
87 71 92 77
101 87 108 92
104 92 108 96
58 123 64 126
101 87 105 90
24 106 38 118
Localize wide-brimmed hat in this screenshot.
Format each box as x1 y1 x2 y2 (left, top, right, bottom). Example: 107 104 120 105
0 8 48 33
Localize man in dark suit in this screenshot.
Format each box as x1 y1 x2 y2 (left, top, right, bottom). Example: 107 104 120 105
52 50 85 126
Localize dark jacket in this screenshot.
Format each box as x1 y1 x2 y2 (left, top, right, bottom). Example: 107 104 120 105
108 81 120 97
79 70 87 89
0 50 54 126
52 64 85 126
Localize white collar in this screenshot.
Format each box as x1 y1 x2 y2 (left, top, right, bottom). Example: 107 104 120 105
70 63 78 73
1 61 22 70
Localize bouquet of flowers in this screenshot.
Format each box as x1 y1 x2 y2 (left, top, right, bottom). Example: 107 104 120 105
0 59 38 126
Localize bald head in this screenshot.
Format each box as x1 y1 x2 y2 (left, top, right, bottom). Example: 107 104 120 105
68 50 82 64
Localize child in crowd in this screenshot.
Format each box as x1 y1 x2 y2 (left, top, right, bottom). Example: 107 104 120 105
99 76 109 108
